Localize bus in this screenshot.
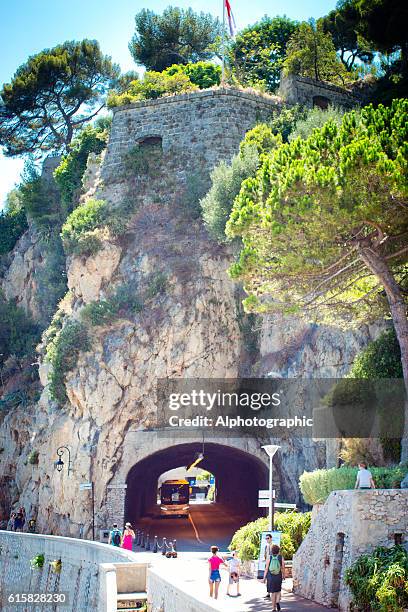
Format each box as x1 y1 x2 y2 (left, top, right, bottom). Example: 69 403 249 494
160 479 190 518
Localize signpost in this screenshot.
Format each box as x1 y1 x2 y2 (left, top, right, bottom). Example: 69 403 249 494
79 482 95 541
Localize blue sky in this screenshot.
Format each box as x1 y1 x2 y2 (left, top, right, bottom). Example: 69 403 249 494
0 0 337 208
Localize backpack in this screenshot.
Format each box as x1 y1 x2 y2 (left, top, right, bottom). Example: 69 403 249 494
112 530 121 546
269 554 281 575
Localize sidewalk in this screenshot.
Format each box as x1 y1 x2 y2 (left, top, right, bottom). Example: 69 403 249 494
140 551 328 610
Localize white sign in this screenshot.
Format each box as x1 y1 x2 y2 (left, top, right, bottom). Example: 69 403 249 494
79 483 92 490
258 490 276 499
257 531 282 576
258 499 270 508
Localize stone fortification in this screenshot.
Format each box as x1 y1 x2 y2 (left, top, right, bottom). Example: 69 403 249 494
292 489 408 610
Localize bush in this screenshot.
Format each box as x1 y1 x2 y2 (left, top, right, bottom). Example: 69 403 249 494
107 70 197 107
0 190 28 255
145 272 168 299
80 283 143 327
165 62 221 89
345 545 408 612
288 105 344 141
54 124 109 211
299 466 408 506
124 141 162 176
0 291 41 367
28 450 39 465
46 320 90 404
229 512 311 561
19 161 61 228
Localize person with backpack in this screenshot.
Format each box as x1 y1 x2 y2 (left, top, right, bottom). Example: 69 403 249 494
108 523 122 547
263 544 285 611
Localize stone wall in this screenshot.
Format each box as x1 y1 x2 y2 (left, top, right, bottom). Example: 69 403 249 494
0 531 147 612
292 489 408 610
279 74 361 109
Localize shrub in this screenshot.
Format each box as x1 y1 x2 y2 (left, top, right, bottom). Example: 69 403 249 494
345 545 408 612
54 124 109 211
107 70 197 107
229 512 311 561
299 466 408 506
165 62 221 89
124 141 162 176
80 284 143 327
288 105 344 141
0 190 28 255
28 450 39 465
0 291 41 367
145 272 168 299
19 161 61 228
46 320 90 404
61 198 109 256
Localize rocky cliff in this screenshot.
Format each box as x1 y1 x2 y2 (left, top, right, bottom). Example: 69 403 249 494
0 89 382 534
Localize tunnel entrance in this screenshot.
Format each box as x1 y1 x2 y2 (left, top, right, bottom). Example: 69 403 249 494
124 442 268 525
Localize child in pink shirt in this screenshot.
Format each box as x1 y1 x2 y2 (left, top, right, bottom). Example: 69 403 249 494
208 545 227 599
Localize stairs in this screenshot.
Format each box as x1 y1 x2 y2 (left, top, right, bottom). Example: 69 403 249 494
117 591 147 611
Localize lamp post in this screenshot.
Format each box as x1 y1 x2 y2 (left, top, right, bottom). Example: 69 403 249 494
54 446 72 476
262 445 280 531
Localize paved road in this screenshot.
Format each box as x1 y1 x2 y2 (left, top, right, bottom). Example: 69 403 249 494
135 502 252 552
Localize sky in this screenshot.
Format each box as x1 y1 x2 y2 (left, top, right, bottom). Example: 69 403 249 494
0 0 337 208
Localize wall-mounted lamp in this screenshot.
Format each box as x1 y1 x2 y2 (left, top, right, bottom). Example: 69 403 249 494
54 446 72 476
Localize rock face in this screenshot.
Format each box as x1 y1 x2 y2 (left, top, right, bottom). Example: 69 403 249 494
0 89 383 535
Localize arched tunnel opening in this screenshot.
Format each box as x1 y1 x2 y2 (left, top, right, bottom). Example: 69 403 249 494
124 442 268 525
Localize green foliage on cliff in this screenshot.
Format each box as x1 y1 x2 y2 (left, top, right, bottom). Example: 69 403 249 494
349 328 403 379
0 190 28 256
0 291 40 367
80 284 143 327
345 545 408 612
299 466 408 506
46 320 90 404
287 105 344 141
54 123 110 211
229 512 311 561
107 69 197 107
129 7 221 71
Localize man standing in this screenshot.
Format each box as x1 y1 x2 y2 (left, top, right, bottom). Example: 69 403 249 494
108 523 122 547
263 534 273 599
355 462 376 489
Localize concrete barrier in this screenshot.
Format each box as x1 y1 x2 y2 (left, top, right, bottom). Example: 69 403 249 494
0 531 148 612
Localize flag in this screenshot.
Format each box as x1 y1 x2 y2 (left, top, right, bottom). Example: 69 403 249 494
224 0 236 37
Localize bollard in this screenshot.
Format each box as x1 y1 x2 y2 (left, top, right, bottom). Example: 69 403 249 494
153 535 158 553
140 532 145 548
146 533 150 551
173 539 177 551
135 530 140 546
161 537 167 555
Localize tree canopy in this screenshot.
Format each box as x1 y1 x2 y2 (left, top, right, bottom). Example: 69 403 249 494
230 16 298 92
283 20 350 85
226 99 408 386
129 6 222 71
318 3 374 71
0 40 119 156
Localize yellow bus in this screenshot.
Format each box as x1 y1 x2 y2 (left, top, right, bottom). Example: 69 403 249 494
160 479 190 518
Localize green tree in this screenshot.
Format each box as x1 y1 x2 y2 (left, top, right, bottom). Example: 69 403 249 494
319 2 374 71
226 100 408 418
230 16 298 92
349 328 403 379
283 20 350 85
129 7 222 71
0 189 28 256
165 62 221 88
0 40 119 156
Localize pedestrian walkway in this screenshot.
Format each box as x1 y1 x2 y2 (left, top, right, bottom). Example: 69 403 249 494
140 551 328 610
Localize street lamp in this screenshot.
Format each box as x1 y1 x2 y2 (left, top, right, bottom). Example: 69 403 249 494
262 445 280 532
54 446 72 476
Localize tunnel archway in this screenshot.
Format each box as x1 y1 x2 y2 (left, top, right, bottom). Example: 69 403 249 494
124 442 268 524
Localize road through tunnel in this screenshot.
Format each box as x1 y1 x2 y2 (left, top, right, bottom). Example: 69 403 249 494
124 442 268 524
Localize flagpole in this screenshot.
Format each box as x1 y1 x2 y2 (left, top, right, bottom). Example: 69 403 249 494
221 0 225 85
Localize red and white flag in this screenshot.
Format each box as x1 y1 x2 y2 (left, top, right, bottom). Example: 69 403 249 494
224 0 236 37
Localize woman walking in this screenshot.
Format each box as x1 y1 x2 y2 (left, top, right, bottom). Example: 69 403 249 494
121 522 135 551
263 544 285 611
208 545 227 600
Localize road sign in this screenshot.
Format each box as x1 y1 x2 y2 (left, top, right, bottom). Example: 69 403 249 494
258 489 275 499
259 500 297 509
209 475 215 484
79 483 92 490
258 499 270 508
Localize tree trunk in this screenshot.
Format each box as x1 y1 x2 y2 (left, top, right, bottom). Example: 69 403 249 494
357 245 408 463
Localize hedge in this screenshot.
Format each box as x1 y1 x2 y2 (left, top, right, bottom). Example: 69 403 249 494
299 466 408 506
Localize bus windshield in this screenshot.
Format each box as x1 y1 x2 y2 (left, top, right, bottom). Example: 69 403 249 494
161 481 189 505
